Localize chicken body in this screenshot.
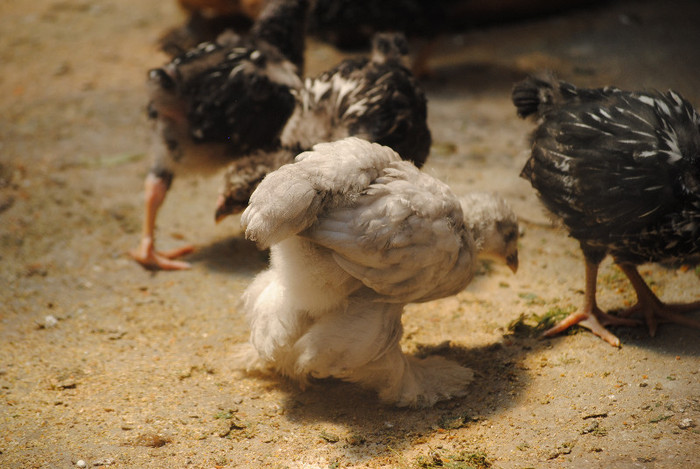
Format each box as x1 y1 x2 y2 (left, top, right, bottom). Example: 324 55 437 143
216 33 431 218
240 137 518 407
514 75 700 346
131 0 307 270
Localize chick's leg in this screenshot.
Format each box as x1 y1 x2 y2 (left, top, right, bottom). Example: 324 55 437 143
130 173 194 270
617 264 700 337
346 343 473 408
541 259 638 347
293 302 404 380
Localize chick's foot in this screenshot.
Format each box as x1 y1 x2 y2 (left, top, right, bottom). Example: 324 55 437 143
129 237 194 270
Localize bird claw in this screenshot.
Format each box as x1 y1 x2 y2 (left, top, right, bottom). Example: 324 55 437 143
540 308 637 347
575 315 622 347
129 240 195 271
596 310 641 328
158 244 196 260
620 300 700 337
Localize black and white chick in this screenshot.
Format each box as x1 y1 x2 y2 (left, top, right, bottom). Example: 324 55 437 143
214 32 431 220
130 0 308 270
239 137 519 407
513 74 700 346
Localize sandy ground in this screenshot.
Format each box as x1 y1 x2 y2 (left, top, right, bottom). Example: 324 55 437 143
1 0 699 468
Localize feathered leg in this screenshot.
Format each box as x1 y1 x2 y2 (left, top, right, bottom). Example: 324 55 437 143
236 265 321 379
345 343 473 408
130 173 194 270
617 263 700 337
292 302 404 381
541 259 639 347
244 269 311 376
289 300 472 407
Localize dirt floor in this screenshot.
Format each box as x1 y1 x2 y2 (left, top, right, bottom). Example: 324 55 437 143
1 0 699 467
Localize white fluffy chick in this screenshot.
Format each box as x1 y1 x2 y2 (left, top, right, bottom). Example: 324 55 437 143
239 137 519 407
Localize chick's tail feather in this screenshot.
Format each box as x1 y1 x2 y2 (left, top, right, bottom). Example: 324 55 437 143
512 74 559 119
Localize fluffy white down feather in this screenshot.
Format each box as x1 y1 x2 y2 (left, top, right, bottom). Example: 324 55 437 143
240 137 517 407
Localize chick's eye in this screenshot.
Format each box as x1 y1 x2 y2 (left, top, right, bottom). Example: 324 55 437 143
147 102 158 119
394 37 409 55
503 230 517 244
149 68 176 90
250 50 266 67
376 38 390 55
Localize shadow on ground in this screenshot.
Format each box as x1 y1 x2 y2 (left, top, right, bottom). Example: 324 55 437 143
235 336 553 464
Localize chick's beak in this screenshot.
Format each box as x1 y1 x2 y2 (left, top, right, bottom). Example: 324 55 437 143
506 252 519 274
214 194 230 224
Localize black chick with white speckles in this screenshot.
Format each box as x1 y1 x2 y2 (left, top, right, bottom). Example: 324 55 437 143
214 32 432 220
513 74 700 346
285 32 430 167
130 0 308 270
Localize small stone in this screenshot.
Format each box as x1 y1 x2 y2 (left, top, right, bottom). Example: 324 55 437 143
346 433 366 446
132 433 170 448
581 420 599 434
678 418 695 430
319 430 340 443
93 458 115 466
53 377 77 390
54 62 72 76
76 460 87 468
215 417 246 438
41 315 58 329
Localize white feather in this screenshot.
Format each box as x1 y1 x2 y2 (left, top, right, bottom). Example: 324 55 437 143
662 129 683 163
637 95 656 107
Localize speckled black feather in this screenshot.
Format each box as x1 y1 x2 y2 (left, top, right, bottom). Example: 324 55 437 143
251 0 308 72
514 75 700 266
146 0 307 177
182 41 296 152
159 11 254 57
304 35 431 167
